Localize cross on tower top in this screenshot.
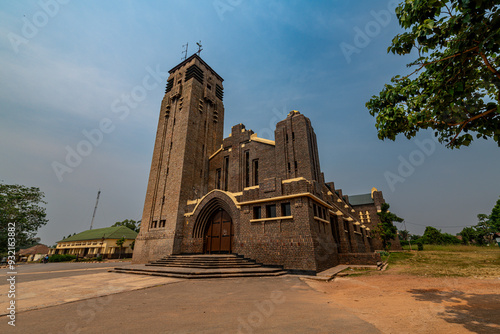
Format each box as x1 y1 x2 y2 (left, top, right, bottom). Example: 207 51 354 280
196 41 203 56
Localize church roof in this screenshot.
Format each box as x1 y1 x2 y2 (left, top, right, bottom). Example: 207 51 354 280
169 53 224 82
349 193 374 206
58 226 138 243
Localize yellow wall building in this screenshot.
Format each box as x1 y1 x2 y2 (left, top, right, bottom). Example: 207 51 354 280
50 226 138 259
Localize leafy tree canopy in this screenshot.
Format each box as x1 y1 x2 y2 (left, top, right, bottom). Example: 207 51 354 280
366 0 500 148
0 183 48 253
489 197 500 231
377 202 404 251
112 219 140 233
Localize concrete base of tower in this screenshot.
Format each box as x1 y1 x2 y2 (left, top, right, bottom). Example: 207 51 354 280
132 236 177 264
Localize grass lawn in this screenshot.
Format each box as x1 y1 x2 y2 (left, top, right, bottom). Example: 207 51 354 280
387 245 500 278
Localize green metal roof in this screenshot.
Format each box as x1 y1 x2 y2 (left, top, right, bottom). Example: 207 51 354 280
58 226 138 243
349 193 374 206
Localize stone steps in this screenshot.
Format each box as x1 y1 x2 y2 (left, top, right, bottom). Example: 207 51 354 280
109 254 287 279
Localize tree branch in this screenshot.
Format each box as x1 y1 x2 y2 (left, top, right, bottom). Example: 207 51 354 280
479 52 500 80
398 46 479 81
448 107 497 146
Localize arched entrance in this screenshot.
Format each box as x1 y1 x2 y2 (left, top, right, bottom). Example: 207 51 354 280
204 209 233 253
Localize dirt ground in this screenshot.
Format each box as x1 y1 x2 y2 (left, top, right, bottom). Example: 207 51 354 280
304 270 500 334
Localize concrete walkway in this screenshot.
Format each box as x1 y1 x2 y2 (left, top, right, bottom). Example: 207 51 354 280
0 272 381 333
0 272 180 315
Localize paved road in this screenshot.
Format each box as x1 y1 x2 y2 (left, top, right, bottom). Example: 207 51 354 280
0 261 130 284
0 275 380 333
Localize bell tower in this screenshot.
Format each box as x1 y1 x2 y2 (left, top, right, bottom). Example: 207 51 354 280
133 54 225 262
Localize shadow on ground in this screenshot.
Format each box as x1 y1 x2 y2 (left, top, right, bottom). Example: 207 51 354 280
409 288 500 334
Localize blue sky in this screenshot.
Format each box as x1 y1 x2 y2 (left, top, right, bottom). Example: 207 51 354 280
1 0 499 246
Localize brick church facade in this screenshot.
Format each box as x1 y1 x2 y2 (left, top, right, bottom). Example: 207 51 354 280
133 54 400 273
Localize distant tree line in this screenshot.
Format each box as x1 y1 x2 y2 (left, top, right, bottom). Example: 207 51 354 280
398 197 500 247
459 197 500 245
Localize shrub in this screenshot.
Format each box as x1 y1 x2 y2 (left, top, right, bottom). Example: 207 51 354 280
417 241 424 251
49 254 76 262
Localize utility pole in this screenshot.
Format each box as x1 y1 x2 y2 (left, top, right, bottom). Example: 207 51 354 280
90 190 101 230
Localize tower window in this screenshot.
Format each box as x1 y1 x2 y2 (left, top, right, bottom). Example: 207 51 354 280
224 156 229 191
266 204 276 218
294 161 298 171
166 79 174 93
253 159 259 185
216 169 221 189
281 202 291 216
216 84 224 101
286 133 288 143
287 162 291 174
207 84 212 90
292 132 295 141
245 151 250 188
185 64 204 83
253 206 261 219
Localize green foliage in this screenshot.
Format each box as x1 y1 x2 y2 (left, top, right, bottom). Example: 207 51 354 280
376 203 404 251
112 219 140 233
49 254 76 262
417 240 424 251
464 200 500 245
489 197 500 232
0 183 48 253
423 226 443 244
422 226 460 245
442 232 461 245
116 237 125 248
116 237 125 259
399 229 410 241
366 0 500 148
459 226 477 245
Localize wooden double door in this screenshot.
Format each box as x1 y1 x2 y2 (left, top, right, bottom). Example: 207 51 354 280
204 210 233 253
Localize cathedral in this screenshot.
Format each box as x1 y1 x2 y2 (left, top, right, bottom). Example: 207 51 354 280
132 54 399 274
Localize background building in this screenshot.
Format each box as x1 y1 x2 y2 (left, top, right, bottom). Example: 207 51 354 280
52 226 137 259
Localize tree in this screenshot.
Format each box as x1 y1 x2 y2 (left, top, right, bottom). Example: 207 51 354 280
399 229 410 241
376 203 404 251
366 1 500 148
112 219 140 233
475 212 496 244
116 237 125 259
423 226 443 244
459 226 477 245
488 197 500 232
0 183 48 253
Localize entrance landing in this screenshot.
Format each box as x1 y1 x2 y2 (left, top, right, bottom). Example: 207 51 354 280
110 254 287 279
